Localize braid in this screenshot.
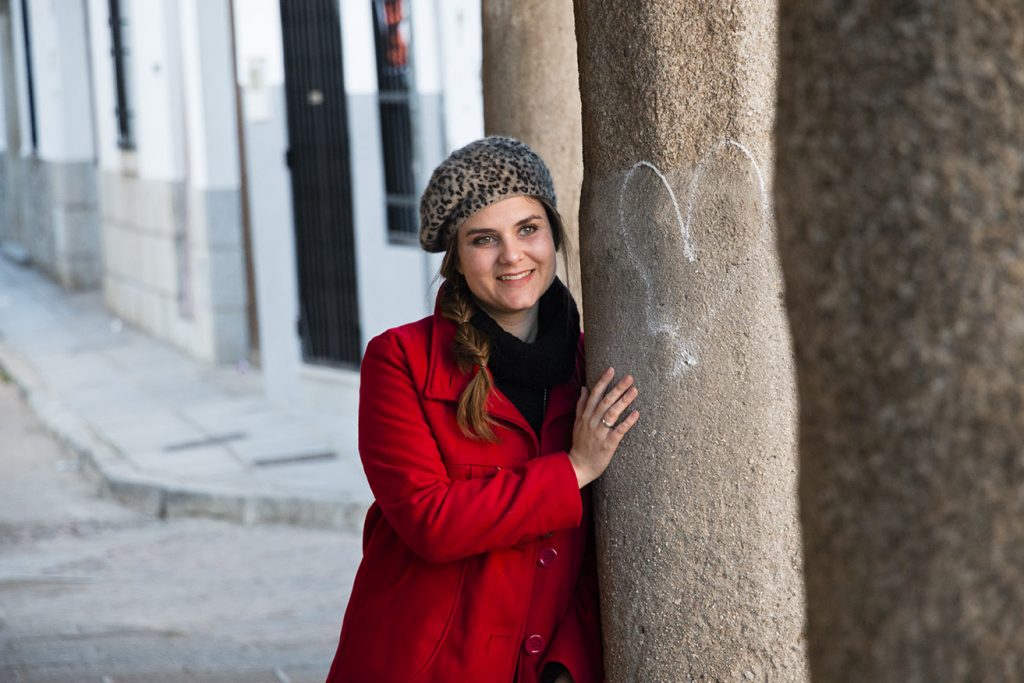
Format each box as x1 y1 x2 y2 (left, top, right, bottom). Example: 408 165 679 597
435 195 564 442
439 276 497 441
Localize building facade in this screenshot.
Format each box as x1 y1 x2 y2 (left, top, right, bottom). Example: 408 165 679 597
0 0 483 407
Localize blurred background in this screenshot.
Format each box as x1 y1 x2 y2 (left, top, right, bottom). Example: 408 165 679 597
0 0 485 383
0 1 490 680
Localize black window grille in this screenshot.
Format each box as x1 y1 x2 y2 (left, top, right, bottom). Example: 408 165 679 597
108 0 134 149
19 0 37 151
372 0 418 241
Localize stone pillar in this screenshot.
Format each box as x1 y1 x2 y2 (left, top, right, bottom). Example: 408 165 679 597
574 2 807 680
481 0 582 300
776 4 1024 681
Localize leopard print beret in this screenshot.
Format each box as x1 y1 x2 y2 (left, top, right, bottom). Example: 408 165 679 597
419 136 557 253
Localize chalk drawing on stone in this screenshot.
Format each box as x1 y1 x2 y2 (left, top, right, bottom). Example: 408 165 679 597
616 140 771 376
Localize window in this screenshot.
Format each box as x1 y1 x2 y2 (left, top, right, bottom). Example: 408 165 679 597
372 0 418 241
108 0 135 149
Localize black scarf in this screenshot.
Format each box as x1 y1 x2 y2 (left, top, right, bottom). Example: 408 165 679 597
470 277 581 435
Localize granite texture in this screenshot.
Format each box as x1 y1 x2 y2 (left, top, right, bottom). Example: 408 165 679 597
1 157 101 290
482 0 584 302
574 1 808 680
776 2 1024 680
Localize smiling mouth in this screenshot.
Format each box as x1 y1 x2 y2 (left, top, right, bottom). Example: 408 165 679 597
496 269 534 281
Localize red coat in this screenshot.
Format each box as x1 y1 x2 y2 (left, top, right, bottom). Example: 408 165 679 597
326 304 603 683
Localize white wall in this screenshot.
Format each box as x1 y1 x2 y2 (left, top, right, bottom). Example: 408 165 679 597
233 0 284 100
233 0 301 399
436 0 483 149
410 0 439 94
130 0 186 181
179 0 239 190
339 1 375 95
87 0 119 171
26 0 94 162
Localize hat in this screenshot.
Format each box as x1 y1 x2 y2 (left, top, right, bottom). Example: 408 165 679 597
419 136 557 253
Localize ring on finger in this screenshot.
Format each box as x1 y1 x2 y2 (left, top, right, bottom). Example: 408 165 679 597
600 418 615 429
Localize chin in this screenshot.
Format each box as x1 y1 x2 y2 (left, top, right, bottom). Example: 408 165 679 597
497 301 536 316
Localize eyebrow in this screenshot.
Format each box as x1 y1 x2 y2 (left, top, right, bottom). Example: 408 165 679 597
463 215 544 237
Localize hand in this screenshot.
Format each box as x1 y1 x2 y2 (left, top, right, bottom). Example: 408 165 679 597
553 672 574 683
568 367 640 488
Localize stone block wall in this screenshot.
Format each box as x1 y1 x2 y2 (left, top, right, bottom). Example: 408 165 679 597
0 155 101 290
51 161 102 288
100 170 248 363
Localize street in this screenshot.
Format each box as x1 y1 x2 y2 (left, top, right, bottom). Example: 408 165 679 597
0 375 363 683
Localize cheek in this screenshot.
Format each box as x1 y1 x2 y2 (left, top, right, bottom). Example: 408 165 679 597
454 245 470 275
457 248 490 281
534 240 557 268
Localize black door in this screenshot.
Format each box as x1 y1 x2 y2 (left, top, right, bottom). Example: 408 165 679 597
280 0 361 367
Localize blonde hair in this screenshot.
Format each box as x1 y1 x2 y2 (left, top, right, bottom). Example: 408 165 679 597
438 197 566 441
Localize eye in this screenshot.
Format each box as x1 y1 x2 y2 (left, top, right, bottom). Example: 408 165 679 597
519 224 538 236
472 234 496 246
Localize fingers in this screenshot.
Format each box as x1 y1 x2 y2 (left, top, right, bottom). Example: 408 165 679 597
584 367 615 416
589 372 635 430
602 385 639 426
570 368 641 488
574 386 588 418
613 408 640 437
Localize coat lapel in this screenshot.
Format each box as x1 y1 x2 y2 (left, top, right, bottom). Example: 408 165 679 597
421 304 529 428
422 306 470 403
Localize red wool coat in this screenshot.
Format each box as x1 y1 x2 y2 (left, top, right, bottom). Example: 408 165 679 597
326 304 603 683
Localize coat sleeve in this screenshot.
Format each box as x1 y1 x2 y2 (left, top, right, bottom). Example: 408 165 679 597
539 508 604 683
357 331 583 565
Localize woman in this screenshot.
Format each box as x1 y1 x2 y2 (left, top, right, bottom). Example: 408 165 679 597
326 137 639 683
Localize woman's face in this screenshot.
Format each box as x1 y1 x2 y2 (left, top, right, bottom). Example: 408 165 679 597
454 196 557 327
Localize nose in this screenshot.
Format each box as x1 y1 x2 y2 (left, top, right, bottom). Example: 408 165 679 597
498 241 523 265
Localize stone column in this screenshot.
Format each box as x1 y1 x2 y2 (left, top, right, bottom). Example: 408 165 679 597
481 0 583 300
776 3 1024 681
574 2 807 680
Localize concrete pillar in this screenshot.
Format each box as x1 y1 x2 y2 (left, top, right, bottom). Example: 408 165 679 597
776 4 1024 680
574 2 807 680
481 0 583 300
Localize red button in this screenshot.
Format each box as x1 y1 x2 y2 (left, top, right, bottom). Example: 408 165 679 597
524 634 545 655
538 547 558 568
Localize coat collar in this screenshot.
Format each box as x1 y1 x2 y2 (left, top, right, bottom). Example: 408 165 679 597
423 295 582 430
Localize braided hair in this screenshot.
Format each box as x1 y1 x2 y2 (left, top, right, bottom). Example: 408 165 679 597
438 197 566 441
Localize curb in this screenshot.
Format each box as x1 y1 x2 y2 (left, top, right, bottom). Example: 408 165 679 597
0 342 368 532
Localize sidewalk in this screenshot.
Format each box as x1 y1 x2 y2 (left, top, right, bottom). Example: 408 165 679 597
0 256 372 530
